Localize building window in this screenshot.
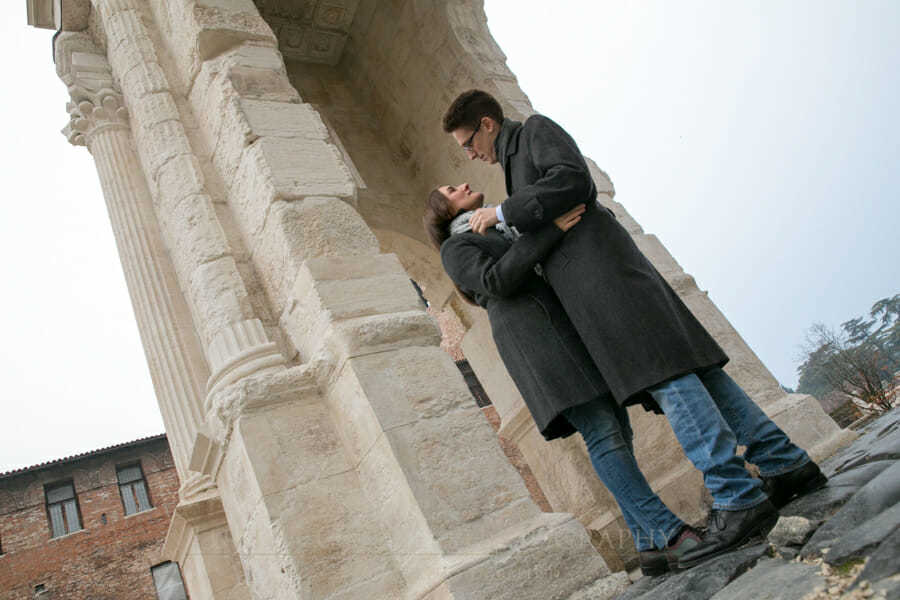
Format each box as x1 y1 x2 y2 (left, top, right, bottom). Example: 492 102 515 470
117 464 152 515
151 561 188 600
45 482 82 538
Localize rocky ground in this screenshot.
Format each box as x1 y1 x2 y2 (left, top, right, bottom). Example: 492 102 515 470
611 406 900 600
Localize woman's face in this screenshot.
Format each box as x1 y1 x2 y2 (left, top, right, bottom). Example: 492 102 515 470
439 183 484 216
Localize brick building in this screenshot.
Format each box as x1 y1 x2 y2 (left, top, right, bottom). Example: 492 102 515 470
0 435 188 599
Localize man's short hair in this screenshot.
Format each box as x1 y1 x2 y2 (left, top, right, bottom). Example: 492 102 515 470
442 89 504 133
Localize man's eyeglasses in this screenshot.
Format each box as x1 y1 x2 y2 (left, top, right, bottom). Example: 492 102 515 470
462 121 481 152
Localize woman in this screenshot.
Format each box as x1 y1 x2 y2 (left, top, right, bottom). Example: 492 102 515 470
424 183 701 575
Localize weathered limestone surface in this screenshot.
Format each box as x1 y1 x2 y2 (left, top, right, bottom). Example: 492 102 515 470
164 493 251 600
30 0 859 596
91 0 286 400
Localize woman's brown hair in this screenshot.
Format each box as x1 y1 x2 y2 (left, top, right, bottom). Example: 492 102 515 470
423 187 456 251
422 187 477 305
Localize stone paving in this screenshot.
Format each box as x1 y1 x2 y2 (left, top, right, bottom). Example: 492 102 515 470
611 407 900 600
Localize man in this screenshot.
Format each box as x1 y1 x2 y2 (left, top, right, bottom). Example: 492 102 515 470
442 89 826 570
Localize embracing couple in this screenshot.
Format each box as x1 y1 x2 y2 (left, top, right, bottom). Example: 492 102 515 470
423 90 827 576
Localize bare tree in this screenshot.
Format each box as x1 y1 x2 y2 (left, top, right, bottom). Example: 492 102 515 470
798 294 899 414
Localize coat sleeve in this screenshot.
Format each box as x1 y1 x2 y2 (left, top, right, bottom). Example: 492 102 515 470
440 226 565 299
500 115 595 233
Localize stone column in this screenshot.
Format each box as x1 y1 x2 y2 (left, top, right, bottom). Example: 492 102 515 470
55 32 249 600
56 32 205 482
91 0 287 396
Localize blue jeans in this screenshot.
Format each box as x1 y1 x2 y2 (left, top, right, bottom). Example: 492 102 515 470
563 398 684 551
648 367 810 511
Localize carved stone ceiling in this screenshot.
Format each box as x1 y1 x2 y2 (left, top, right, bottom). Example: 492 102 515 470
253 0 360 65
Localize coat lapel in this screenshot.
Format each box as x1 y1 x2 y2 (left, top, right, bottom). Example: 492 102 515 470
495 118 523 196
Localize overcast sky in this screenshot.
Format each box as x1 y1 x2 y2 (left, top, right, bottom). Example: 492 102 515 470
1 1 898 473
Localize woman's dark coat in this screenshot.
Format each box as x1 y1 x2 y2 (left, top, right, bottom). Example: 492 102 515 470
440 226 612 440
494 115 728 405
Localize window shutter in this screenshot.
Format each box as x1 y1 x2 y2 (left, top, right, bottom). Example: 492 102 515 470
63 499 81 532
134 480 152 512
48 503 65 538
121 483 138 515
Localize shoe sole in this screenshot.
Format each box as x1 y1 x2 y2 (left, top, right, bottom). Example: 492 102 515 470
640 565 670 577
677 510 779 570
640 554 676 577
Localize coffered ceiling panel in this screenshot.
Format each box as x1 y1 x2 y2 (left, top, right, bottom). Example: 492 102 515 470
254 0 360 65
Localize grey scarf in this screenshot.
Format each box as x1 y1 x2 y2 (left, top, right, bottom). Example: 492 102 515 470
448 205 520 242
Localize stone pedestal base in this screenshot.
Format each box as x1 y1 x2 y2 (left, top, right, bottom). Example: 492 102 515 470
420 514 626 600
203 328 621 599
163 490 251 600
767 393 858 462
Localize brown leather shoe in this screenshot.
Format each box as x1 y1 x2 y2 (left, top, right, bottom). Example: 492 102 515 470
762 461 828 508
677 500 778 570
639 526 704 576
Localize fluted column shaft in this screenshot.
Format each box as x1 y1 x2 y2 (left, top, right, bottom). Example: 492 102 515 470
87 123 207 478
90 0 286 413
55 30 213 480
55 33 252 597
92 0 254 348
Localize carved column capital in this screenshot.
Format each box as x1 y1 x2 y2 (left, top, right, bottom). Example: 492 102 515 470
63 92 128 146
55 32 128 147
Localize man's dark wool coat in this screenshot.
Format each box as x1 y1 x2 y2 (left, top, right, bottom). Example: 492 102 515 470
495 115 728 405
440 225 613 440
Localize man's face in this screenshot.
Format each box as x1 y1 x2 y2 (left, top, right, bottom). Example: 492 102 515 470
451 117 499 164
439 183 484 215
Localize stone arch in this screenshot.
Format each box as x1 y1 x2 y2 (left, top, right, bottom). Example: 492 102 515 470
246 0 852 573
260 0 546 246
254 0 636 565
261 0 543 380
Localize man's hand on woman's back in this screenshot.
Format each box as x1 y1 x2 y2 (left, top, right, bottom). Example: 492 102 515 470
554 204 586 232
